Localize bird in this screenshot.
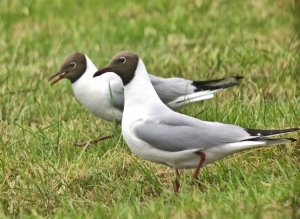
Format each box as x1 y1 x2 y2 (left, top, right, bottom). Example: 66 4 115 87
49 52 243 146
93 51 299 192
49 52 243 124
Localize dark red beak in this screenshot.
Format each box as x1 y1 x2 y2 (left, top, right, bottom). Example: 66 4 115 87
48 71 66 85
93 67 114 78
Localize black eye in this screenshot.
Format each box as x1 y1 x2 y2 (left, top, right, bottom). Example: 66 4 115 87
70 62 76 68
119 57 126 63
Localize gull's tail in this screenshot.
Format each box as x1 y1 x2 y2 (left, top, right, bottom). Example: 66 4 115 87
213 128 299 158
167 76 243 109
244 127 299 145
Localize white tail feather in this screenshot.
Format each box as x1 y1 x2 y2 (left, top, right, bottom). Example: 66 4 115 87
204 138 293 165
167 89 222 109
263 138 294 146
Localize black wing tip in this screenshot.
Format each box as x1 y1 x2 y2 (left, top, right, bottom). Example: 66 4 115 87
245 137 298 142
245 127 300 137
234 75 244 81
287 138 297 142
192 76 243 92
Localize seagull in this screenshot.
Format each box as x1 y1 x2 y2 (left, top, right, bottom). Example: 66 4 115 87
49 52 243 124
93 51 299 192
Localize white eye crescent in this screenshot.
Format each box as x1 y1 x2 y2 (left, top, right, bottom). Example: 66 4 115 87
119 57 126 63
71 62 77 68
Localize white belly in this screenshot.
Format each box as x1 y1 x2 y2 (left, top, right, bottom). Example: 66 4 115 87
72 74 123 123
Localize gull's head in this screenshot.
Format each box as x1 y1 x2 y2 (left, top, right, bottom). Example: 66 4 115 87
49 52 87 85
93 51 139 85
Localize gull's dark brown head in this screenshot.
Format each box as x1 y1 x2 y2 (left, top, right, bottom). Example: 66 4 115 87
93 51 139 85
49 52 87 85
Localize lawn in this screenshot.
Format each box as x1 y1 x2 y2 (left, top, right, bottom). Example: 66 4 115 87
0 0 299 218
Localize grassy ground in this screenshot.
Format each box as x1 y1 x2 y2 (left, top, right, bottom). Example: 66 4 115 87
1 0 300 218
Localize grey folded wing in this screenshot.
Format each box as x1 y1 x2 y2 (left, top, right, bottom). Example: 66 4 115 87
133 112 253 152
109 81 125 111
149 74 194 104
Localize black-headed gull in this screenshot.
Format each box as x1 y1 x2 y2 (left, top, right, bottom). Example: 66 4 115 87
93 51 299 192
49 52 242 123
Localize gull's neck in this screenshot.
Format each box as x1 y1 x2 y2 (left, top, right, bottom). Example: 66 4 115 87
72 55 97 88
71 55 96 98
82 55 98 78
123 59 164 110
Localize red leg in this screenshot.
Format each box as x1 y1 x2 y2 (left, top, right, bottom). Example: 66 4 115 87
174 169 180 192
193 151 206 181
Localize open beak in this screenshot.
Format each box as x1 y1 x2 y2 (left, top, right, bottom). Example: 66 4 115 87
93 67 114 78
48 71 66 85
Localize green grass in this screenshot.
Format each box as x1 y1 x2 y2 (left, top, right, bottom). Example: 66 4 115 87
1 0 300 218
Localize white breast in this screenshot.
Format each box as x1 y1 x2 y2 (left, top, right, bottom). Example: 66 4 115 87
71 55 123 122
121 60 179 166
